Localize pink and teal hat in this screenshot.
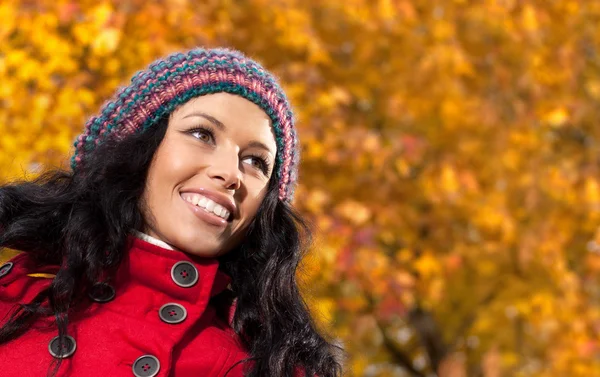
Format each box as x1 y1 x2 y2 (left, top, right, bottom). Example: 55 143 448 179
71 47 298 202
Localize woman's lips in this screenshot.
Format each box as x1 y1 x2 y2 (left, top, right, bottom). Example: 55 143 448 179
182 196 228 227
180 192 232 220
180 188 236 216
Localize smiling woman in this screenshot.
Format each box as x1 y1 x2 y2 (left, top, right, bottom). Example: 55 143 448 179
0 48 341 377
142 94 277 257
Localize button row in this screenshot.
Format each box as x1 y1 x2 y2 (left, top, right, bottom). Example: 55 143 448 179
0 260 200 286
48 335 160 377
44 260 199 375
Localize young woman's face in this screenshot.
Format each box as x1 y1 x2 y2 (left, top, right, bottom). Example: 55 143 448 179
140 93 277 257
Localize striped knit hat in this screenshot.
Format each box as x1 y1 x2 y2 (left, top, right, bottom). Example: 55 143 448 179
71 47 298 202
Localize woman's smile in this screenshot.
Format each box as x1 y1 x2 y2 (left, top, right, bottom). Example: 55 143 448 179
180 189 236 227
181 192 232 221
182 195 229 227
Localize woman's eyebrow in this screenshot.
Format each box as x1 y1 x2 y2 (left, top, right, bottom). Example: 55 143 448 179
183 112 225 131
248 141 275 155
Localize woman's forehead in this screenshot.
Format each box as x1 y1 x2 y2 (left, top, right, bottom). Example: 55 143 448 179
172 93 277 152
173 93 268 121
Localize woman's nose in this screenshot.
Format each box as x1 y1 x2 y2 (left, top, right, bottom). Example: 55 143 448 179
206 152 242 191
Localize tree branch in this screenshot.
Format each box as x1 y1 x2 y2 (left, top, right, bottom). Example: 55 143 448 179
373 315 427 377
408 306 448 372
364 293 426 377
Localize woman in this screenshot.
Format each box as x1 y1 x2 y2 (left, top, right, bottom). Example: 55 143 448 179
0 48 341 377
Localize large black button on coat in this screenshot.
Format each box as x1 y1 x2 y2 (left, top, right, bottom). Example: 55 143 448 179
159 303 187 324
132 355 161 377
171 261 198 287
48 335 77 359
88 282 116 303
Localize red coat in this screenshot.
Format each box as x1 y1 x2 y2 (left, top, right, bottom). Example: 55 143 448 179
0 236 249 377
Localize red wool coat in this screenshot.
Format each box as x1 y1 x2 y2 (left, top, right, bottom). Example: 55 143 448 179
0 236 250 377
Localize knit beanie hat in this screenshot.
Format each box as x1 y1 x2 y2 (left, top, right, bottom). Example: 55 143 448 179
71 47 298 202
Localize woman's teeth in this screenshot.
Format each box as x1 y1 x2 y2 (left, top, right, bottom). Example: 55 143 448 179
182 193 230 220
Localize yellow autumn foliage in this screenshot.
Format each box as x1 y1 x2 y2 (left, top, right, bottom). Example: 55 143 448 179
2 1 600 376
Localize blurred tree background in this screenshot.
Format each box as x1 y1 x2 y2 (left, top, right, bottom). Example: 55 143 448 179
1 0 600 376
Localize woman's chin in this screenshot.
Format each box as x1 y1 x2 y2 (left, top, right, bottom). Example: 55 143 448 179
167 234 221 258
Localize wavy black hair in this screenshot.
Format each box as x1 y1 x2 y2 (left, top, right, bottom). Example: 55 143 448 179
0 115 342 377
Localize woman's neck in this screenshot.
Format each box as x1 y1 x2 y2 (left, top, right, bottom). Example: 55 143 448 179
131 230 174 250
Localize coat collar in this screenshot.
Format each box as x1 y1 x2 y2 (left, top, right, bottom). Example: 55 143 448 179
130 230 175 250
110 235 232 307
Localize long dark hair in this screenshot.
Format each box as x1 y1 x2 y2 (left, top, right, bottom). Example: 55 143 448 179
0 116 342 377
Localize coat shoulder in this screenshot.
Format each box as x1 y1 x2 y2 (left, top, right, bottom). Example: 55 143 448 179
0 252 56 321
194 318 251 376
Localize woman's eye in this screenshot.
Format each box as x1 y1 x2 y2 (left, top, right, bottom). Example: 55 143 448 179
242 156 269 174
189 128 214 143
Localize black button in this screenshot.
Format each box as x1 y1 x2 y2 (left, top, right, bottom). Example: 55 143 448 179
132 355 160 377
159 303 187 324
48 335 77 358
88 282 116 303
0 262 13 278
171 261 198 287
